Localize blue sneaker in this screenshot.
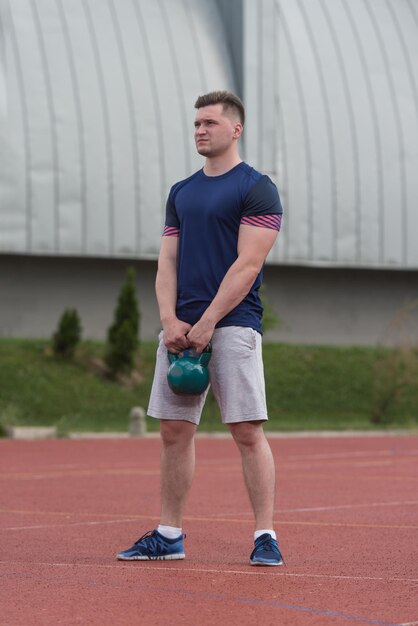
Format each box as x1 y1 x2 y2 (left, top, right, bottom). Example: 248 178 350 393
250 533 284 566
117 530 185 561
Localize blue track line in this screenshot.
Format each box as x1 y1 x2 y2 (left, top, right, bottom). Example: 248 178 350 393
0 566 401 626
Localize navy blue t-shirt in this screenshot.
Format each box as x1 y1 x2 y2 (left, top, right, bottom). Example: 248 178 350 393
163 162 283 333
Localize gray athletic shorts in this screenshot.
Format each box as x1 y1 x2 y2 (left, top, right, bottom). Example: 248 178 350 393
147 325 268 425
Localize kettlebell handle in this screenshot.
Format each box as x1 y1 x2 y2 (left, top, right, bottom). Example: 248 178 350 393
167 341 212 364
198 341 212 366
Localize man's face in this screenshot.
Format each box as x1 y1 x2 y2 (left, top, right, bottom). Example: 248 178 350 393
194 104 241 158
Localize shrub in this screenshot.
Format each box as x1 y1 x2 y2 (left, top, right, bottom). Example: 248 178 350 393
52 309 82 358
371 300 418 424
105 267 140 375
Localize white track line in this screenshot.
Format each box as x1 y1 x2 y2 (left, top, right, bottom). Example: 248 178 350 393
284 455 418 471
210 499 418 517
0 468 160 480
1 510 418 531
280 499 418 513
1 560 418 585
1 518 141 531
286 450 418 461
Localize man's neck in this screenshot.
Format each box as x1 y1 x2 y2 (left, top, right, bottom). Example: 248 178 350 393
203 154 242 177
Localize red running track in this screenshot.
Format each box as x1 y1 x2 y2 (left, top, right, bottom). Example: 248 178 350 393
0 433 417 626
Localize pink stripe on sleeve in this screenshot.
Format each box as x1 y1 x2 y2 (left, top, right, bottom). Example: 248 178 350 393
240 214 282 231
163 226 180 237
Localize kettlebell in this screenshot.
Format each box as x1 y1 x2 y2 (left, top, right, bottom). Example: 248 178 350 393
167 343 212 395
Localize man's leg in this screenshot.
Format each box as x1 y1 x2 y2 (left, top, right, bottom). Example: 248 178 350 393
229 420 283 565
160 419 197 527
229 421 275 530
116 418 196 561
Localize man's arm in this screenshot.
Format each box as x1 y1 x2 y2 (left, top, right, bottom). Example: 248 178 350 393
156 236 191 352
186 225 278 352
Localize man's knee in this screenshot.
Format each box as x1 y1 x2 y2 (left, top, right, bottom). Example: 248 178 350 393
160 419 196 447
229 420 266 448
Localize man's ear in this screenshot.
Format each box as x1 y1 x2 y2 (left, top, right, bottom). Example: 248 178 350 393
233 123 243 139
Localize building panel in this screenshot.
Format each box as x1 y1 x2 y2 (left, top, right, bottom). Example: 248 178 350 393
0 0 235 258
1 0 417 270
243 0 418 269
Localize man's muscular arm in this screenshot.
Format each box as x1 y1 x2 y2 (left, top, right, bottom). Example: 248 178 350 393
156 236 191 353
186 225 278 352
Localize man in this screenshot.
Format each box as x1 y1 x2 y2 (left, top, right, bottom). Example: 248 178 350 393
117 91 284 566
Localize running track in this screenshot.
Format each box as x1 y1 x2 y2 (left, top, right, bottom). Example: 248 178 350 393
0 433 417 625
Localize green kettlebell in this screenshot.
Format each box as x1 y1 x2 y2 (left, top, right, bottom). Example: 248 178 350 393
167 343 212 395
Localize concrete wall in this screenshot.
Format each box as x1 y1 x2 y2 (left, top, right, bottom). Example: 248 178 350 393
0 255 161 341
262 265 418 346
1 255 417 346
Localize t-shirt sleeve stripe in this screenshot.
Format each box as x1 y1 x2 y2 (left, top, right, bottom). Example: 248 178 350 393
163 225 180 237
240 214 282 231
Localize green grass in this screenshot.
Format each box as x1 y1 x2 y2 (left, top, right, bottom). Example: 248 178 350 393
0 338 417 435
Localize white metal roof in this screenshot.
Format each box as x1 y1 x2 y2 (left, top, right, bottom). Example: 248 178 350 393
1 0 417 269
244 0 418 269
0 0 235 258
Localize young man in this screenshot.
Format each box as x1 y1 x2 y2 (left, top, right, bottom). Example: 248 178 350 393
117 91 284 566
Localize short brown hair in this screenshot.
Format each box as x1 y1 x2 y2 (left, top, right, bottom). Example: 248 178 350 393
194 90 245 126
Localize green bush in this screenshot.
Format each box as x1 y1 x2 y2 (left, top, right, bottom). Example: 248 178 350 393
371 345 418 424
105 267 140 375
52 309 82 358
371 300 418 424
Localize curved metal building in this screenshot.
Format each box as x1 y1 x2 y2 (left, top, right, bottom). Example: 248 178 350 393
0 0 235 257
1 0 417 343
244 0 418 269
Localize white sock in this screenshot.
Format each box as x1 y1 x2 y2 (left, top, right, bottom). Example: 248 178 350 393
157 524 182 539
254 529 276 541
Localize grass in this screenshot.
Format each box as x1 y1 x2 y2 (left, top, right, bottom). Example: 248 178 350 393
0 338 417 435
